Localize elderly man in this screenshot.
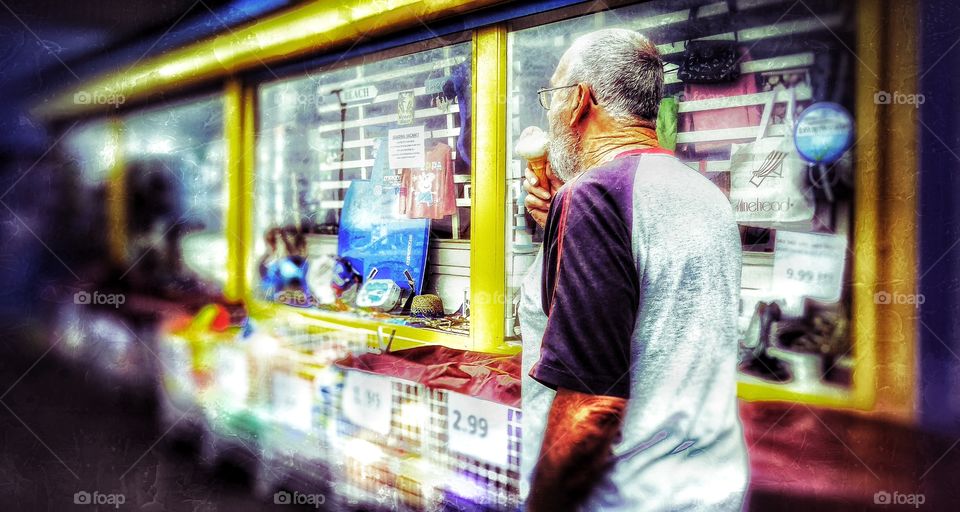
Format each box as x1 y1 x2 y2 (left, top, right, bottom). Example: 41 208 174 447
518 29 748 511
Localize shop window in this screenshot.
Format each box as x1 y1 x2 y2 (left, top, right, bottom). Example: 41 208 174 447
255 41 472 335
62 120 117 186
121 96 227 287
57 121 118 267
504 0 857 396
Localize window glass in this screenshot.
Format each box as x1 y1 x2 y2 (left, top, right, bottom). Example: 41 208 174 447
122 96 226 285
62 120 118 186
52 120 118 268
255 41 472 332
505 0 857 394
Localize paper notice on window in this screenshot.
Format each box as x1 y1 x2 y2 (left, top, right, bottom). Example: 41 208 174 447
772 230 847 304
388 126 425 169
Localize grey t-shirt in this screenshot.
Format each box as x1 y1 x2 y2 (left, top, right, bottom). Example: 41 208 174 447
519 151 748 511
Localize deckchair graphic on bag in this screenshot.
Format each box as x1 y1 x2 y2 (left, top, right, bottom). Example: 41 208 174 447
749 149 788 187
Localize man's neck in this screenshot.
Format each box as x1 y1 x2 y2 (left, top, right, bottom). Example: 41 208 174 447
580 124 660 170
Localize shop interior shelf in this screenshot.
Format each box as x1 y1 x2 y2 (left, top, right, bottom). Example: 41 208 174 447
249 299 520 356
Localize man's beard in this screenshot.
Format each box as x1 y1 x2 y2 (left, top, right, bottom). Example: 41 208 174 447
547 114 583 183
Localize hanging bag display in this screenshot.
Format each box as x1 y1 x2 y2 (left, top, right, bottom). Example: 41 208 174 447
677 40 741 84
729 88 815 228
677 3 741 84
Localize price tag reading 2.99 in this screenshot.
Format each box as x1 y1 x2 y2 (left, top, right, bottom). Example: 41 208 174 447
446 393 509 467
451 409 488 438
342 372 393 436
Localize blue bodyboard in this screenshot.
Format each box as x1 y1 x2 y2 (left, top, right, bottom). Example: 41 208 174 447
337 137 430 295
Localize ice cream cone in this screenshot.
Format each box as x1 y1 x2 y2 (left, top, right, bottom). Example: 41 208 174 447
514 126 550 186
526 155 549 186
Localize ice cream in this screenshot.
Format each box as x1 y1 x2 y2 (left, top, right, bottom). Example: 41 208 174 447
514 126 549 185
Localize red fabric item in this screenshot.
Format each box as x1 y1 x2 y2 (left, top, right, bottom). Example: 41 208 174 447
741 401 960 509
399 142 457 219
210 304 232 332
335 351 428 383
336 345 521 407
680 46 762 154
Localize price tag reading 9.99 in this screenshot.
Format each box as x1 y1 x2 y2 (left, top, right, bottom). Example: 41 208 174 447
783 268 836 285
342 372 392 436
772 230 847 304
446 393 509 467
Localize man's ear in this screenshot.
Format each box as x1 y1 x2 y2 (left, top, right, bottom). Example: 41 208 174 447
567 83 592 128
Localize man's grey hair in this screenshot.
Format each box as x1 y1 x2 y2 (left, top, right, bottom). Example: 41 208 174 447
565 28 664 125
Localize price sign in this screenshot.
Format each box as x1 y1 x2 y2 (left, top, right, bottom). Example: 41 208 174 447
271 373 314 433
773 230 847 304
447 393 510 467
342 372 393 435
215 346 249 409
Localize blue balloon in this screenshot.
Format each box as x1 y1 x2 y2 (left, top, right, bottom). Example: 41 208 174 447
794 102 854 165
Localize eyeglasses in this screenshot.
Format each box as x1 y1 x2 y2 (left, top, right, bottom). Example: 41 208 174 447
537 84 579 110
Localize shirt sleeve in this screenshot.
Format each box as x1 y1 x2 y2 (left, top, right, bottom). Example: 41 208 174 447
530 175 639 399
436 144 457 217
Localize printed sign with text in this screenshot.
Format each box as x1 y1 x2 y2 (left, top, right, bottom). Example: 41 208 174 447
773 230 847 304
388 125 425 169
342 371 393 435
447 393 510 467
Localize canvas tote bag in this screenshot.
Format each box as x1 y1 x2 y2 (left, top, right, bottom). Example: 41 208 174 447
729 88 815 228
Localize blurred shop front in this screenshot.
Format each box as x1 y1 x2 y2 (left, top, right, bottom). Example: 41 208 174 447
9 0 959 510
